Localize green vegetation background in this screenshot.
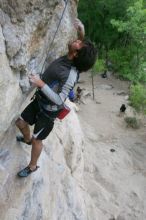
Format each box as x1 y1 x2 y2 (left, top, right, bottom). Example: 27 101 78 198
78 0 146 113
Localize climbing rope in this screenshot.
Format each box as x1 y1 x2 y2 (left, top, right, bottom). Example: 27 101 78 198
40 0 69 74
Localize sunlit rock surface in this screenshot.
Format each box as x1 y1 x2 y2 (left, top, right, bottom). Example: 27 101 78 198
1 1 146 220
0 101 87 220
0 0 78 139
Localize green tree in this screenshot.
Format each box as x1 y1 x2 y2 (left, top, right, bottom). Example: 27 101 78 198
78 0 146 112
91 59 106 100
110 0 146 82
78 0 137 71
78 0 136 52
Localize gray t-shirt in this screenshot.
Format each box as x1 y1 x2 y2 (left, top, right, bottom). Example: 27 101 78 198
38 55 79 111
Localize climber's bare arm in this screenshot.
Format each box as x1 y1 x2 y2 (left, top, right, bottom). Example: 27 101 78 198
74 19 85 41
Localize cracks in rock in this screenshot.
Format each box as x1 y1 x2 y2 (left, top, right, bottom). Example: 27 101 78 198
21 179 44 220
0 21 6 49
0 23 13 71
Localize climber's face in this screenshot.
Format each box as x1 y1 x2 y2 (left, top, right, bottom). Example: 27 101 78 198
68 40 84 58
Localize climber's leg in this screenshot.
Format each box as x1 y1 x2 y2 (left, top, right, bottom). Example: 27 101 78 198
15 99 40 144
17 138 42 177
28 137 43 170
17 111 54 177
15 118 31 144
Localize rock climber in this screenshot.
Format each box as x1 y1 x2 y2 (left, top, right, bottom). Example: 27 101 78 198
15 19 97 177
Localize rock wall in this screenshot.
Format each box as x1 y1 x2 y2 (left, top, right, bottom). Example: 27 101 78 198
1 2 146 218
0 101 87 220
0 0 78 140
0 1 89 219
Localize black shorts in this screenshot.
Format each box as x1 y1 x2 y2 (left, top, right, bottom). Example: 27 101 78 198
21 99 57 140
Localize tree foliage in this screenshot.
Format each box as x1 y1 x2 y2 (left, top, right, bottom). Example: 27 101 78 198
110 0 146 82
78 0 146 80
78 0 146 112
78 0 137 53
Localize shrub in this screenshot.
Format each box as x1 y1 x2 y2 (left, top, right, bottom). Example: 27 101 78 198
92 59 106 75
129 83 146 113
124 116 140 129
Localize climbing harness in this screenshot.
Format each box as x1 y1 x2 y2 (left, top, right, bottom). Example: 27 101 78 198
40 0 69 74
35 79 71 120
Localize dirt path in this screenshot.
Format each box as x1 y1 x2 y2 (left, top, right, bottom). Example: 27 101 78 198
77 73 146 220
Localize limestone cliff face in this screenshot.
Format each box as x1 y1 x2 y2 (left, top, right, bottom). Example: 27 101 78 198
0 101 86 220
0 1 87 219
0 0 78 139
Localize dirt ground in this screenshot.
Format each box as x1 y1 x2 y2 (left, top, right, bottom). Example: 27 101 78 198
76 72 146 220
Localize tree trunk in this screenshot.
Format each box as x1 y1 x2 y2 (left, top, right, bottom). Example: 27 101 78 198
91 72 95 100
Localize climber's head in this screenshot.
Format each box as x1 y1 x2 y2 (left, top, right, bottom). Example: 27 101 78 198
68 39 97 72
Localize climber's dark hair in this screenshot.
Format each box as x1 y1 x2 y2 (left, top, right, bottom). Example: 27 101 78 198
73 39 98 72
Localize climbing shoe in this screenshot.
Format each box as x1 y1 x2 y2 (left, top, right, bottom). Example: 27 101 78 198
17 166 39 177
16 135 31 145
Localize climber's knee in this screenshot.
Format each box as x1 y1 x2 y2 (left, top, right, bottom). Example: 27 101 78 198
31 137 42 145
15 117 28 129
